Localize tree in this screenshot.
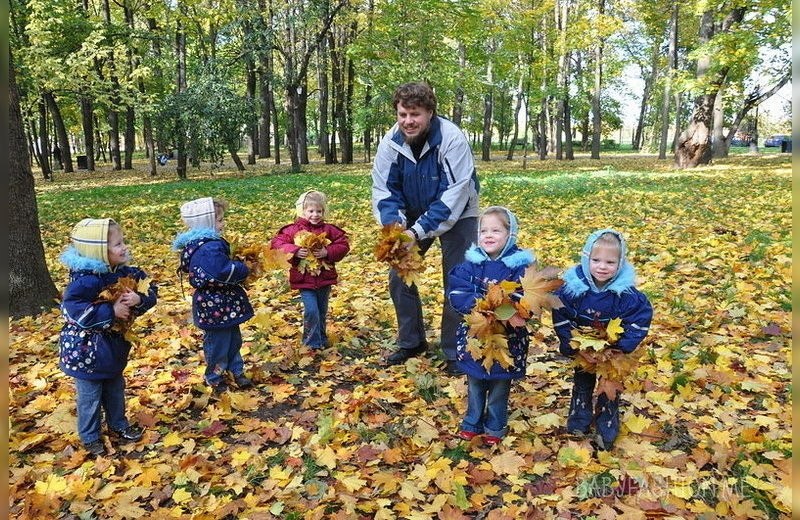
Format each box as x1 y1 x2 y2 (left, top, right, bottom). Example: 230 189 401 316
10 54 59 317
675 6 746 168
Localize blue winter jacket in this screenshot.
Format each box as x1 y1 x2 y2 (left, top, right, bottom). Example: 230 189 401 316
173 229 254 330
58 248 158 380
448 239 536 380
371 115 480 240
552 229 653 356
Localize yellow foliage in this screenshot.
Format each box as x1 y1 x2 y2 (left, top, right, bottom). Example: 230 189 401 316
374 223 424 286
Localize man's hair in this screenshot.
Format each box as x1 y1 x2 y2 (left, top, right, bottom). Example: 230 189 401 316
393 82 437 113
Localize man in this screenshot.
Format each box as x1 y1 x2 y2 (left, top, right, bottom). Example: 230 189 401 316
371 81 480 376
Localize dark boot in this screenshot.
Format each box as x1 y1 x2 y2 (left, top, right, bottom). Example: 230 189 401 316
595 393 620 450
567 369 596 435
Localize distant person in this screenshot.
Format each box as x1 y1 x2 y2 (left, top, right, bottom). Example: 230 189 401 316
552 229 653 450
371 81 480 376
447 206 536 446
172 197 255 396
59 218 158 456
271 190 350 350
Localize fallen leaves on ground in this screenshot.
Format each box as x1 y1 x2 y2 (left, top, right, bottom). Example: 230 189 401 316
10 156 792 518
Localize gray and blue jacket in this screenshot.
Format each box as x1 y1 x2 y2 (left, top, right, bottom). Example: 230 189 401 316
371 115 480 240
553 229 653 355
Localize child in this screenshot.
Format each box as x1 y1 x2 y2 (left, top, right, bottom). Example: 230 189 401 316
59 218 158 456
552 229 653 450
173 197 254 395
271 190 350 350
447 206 536 446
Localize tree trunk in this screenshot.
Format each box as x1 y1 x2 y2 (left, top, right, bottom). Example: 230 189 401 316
37 97 52 180
590 0 604 159
175 14 188 179
506 71 525 161
10 57 59 317
712 86 728 157
80 96 96 170
634 43 659 151
675 7 746 167
659 0 678 159
124 106 135 169
482 89 493 161
317 39 331 163
44 91 74 172
246 59 258 165
228 145 246 171
341 37 355 164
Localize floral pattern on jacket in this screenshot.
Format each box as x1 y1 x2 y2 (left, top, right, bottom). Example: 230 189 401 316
270 218 350 290
173 230 254 330
58 249 158 380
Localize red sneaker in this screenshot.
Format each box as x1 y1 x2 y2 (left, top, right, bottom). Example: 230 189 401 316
484 436 502 446
458 430 478 441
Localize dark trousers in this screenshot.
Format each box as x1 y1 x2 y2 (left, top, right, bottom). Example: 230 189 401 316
389 217 477 361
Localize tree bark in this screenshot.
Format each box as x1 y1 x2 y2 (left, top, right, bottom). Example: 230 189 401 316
246 59 258 165
10 57 59 317
675 7 746 168
175 13 188 179
317 38 331 163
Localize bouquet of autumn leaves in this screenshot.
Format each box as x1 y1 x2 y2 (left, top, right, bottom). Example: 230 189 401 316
293 230 332 276
229 233 291 286
465 266 564 372
94 276 152 340
374 223 424 286
569 318 639 400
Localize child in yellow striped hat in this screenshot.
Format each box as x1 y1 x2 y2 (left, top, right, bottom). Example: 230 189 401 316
59 218 158 457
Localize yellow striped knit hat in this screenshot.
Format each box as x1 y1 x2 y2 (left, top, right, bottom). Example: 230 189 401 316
70 218 115 264
180 197 216 229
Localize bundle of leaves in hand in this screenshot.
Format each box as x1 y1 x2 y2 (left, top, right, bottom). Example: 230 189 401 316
231 238 291 283
95 276 151 336
570 318 639 399
465 265 564 372
373 223 424 286
293 230 332 276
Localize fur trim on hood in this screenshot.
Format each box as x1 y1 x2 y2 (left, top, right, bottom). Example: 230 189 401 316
60 245 111 274
172 228 221 250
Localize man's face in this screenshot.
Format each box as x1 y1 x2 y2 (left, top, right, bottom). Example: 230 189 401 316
396 102 433 144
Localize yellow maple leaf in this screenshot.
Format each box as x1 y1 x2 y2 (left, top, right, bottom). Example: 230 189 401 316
172 487 193 504
606 317 624 344
623 413 652 434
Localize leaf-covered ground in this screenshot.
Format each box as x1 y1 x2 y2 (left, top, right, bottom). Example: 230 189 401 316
10 156 792 519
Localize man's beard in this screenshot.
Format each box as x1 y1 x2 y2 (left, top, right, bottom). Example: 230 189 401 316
404 128 429 146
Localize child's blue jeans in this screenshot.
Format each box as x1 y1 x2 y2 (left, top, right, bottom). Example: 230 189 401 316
300 287 331 348
203 325 244 386
461 376 512 438
74 375 129 445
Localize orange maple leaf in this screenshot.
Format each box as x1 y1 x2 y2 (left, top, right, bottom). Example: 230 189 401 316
294 230 332 276
518 265 564 316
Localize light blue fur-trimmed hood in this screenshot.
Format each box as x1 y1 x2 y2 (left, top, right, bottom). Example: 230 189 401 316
60 246 111 274
563 228 636 297
465 244 535 269
172 228 221 251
